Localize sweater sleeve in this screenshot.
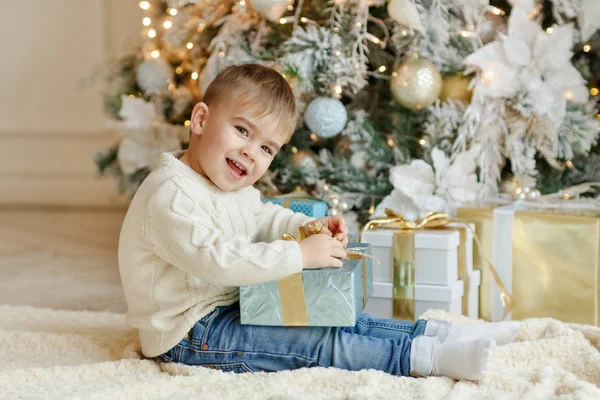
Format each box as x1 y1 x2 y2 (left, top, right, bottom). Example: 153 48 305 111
248 186 316 243
145 179 304 286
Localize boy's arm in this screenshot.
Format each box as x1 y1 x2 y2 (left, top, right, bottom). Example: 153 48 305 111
145 179 303 286
249 187 315 243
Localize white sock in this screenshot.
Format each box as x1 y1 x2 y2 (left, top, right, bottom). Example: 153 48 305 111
445 321 520 346
433 338 496 381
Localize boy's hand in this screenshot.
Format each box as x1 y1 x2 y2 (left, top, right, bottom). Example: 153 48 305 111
299 234 347 269
313 216 349 247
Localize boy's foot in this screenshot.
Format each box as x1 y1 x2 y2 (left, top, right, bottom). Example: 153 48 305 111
433 338 496 381
425 320 520 346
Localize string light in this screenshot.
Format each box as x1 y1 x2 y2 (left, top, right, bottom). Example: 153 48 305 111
386 136 394 147
279 17 293 24
186 42 194 49
291 146 298 154
334 86 343 95
142 17 151 26
590 88 599 96
168 8 178 16
148 29 157 38
163 20 173 29
378 65 386 72
546 27 553 34
335 51 341 56
191 72 199 80
401 30 407 36
184 120 191 126
487 6 505 16
128 94 135 98
176 66 183 74
565 160 574 168
151 50 160 58
564 90 573 100
197 23 205 32
218 51 225 57
460 31 477 38
139 1 150 10
583 44 591 52
356 22 362 28
300 17 308 23
240 0 246 5
310 133 319 142
287 4 293 11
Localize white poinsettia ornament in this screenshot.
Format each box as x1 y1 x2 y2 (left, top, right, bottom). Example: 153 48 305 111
374 147 482 220
464 8 588 125
113 96 181 175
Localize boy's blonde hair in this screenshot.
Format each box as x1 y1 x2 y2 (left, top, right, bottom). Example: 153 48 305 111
203 64 298 140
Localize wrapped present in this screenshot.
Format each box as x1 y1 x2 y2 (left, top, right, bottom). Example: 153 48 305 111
360 210 488 320
262 191 328 218
460 201 600 325
364 270 481 320
240 243 373 326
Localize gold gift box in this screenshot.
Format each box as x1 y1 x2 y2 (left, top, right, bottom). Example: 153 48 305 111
459 203 600 325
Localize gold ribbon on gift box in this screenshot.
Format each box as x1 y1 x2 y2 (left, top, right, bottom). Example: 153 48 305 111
277 221 376 326
361 209 515 321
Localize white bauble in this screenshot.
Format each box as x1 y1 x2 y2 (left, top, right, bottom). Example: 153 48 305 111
137 58 174 93
387 0 423 32
304 97 348 138
251 0 292 22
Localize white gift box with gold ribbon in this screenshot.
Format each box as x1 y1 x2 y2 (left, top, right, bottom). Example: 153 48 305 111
361 229 461 285
363 270 480 320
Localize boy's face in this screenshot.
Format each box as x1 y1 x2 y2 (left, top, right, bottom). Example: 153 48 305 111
185 98 287 192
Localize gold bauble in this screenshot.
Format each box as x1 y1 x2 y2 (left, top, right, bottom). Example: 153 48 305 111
439 74 473 103
390 55 442 110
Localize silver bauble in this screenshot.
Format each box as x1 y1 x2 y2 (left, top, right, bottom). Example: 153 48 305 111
304 97 348 138
390 56 442 110
527 189 541 200
137 58 174 93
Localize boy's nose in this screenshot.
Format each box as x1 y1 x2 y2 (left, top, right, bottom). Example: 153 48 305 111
241 146 256 160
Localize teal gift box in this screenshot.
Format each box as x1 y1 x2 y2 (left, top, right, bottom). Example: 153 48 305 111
262 197 328 218
240 243 373 326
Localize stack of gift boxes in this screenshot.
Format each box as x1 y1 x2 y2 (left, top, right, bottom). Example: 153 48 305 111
361 223 481 321
239 192 600 327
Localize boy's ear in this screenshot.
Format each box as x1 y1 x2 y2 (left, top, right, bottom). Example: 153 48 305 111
190 102 209 136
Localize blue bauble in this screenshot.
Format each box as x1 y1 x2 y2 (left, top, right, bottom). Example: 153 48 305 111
136 58 174 93
304 97 348 138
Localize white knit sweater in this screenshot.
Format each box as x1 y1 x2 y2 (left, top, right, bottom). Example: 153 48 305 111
118 151 313 357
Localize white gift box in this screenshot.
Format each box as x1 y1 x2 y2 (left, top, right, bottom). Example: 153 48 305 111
361 229 460 285
363 270 481 320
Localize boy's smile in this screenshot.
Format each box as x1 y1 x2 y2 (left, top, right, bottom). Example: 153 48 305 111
181 98 287 192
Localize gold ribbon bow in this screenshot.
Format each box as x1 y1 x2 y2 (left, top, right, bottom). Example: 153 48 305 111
277 221 376 326
361 209 515 321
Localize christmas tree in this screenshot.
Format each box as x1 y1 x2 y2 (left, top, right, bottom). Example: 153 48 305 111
97 0 600 230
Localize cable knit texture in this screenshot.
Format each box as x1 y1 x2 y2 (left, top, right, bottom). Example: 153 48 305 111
118 151 313 357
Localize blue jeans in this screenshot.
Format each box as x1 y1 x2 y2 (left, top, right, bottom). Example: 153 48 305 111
157 302 433 377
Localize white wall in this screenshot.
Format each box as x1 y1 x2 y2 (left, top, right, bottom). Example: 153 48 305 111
0 0 143 207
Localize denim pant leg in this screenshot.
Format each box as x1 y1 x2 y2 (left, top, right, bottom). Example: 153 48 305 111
159 303 437 377
345 313 428 342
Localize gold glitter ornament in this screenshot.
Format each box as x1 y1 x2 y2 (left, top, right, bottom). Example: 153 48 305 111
390 55 442 110
439 74 473 103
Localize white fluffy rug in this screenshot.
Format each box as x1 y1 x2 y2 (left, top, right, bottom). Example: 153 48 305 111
0 305 599 400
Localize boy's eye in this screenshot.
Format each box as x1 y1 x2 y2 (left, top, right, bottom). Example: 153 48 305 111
236 126 248 136
261 145 272 155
